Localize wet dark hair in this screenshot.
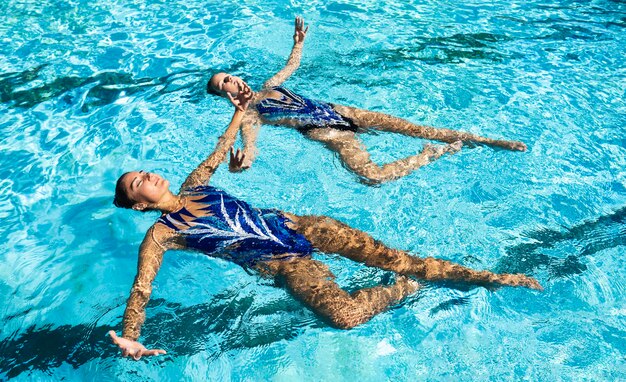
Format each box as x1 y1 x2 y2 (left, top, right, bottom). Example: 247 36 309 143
113 172 134 209
206 80 221 96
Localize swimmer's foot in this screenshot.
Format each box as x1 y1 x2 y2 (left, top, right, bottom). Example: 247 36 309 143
493 140 527 152
494 273 543 291
461 139 527 151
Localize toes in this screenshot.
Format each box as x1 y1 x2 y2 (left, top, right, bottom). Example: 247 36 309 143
510 141 527 151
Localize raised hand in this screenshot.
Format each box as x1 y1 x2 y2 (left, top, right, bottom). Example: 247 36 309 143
227 81 253 111
108 331 166 360
293 16 309 44
229 147 248 172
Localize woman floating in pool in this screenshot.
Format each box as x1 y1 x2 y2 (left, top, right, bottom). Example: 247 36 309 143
108 87 540 360
206 17 527 184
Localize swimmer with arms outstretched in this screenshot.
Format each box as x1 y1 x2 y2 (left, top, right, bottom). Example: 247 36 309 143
207 17 527 185
108 86 540 360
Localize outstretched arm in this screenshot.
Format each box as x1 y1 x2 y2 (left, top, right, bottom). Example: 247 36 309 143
109 226 167 360
262 16 309 89
180 86 252 190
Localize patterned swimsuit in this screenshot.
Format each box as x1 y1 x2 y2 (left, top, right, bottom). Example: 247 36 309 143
156 185 313 267
255 86 358 133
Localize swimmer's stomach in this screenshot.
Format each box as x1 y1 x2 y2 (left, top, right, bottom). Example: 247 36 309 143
253 90 320 129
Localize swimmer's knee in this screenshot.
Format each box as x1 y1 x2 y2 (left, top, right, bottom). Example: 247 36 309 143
354 165 386 185
321 301 368 329
360 172 385 185
327 311 361 330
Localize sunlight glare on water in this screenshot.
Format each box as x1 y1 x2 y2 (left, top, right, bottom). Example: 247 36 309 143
0 0 625 380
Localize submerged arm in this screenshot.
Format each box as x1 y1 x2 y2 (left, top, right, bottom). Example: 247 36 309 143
122 228 165 341
263 17 308 89
230 118 260 172
109 226 167 360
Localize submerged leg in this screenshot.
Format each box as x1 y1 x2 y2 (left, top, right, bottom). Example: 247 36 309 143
333 104 527 151
286 214 542 290
257 257 420 329
306 128 461 185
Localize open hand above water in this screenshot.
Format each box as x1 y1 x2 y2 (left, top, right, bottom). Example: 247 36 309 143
108 330 166 360
293 16 309 44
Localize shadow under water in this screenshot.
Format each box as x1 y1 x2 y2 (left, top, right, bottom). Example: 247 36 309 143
0 61 248 111
496 206 626 279
0 290 322 379
341 32 518 70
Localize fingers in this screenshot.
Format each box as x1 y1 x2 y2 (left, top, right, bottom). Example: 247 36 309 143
132 348 167 360
122 347 166 360
228 93 244 111
294 16 306 32
235 149 243 165
108 330 119 344
233 82 252 111
230 148 245 169
108 331 165 360
236 81 248 94
146 349 167 356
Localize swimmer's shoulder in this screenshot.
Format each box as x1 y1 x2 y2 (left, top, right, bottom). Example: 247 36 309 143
149 220 186 251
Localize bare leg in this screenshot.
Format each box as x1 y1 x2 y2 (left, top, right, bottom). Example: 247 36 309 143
256 257 420 329
285 214 542 290
306 128 462 185
333 104 527 151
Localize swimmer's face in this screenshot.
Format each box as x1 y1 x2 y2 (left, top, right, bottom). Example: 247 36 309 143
120 171 170 209
209 72 245 97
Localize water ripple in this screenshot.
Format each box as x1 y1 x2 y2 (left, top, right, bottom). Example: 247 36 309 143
1 0 625 379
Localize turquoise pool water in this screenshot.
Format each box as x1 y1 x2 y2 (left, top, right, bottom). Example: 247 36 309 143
1 0 625 379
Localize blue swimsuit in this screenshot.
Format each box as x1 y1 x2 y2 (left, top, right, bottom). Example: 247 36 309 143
255 86 358 133
156 185 314 267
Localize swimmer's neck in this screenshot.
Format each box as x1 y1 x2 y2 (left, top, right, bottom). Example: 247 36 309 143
155 191 186 214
